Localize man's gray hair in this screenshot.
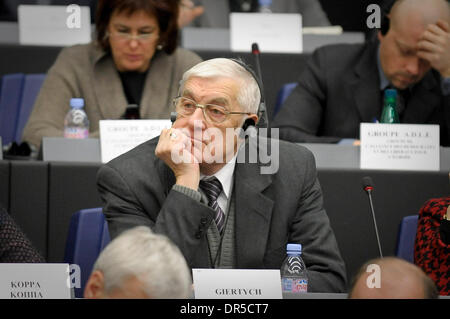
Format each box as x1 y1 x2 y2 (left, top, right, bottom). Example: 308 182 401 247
92 226 192 298
179 58 261 114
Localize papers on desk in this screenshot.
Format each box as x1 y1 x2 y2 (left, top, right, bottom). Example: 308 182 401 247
18 5 91 46
230 13 302 53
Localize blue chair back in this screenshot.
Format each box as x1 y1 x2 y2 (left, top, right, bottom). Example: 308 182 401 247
15 74 46 142
0 74 24 145
395 215 419 263
64 207 110 298
273 82 298 118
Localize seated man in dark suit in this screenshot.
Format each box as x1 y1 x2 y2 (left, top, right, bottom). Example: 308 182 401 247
97 58 347 293
272 0 450 146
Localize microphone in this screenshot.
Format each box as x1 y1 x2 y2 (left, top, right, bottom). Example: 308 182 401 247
251 43 268 129
362 176 383 258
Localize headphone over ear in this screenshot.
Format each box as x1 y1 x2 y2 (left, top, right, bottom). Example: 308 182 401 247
380 0 397 35
228 58 267 131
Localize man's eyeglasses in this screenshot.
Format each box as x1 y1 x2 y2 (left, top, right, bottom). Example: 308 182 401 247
107 31 156 43
173 96 251 124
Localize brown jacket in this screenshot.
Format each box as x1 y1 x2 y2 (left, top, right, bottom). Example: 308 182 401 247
22 42 202 148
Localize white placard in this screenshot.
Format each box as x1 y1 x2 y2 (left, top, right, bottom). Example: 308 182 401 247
0 264 72 299
360 123 440 171
230 13 302 53
192 269 282 299
100 120 172 163
18 5 91 46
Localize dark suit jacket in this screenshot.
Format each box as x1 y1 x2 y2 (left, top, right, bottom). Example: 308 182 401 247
97 136 347 293
272 41 450 146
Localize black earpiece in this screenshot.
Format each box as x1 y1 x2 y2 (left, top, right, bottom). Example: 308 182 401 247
242 118 256 131
228 58 266 131
170 111 177 124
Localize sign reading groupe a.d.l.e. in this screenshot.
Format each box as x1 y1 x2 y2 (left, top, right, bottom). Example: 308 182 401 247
192 269 282 299
0 264 74 299
360 123 440 171
99 120 172 163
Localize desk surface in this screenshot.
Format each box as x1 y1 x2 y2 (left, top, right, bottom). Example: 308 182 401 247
1 160 448 288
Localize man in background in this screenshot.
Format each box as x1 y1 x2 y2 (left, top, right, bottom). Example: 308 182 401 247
349 257 438 299
272 0 450 146
84 226 192 299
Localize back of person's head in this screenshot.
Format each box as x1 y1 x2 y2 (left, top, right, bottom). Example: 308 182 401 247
84 226 192 299
349 257 438 299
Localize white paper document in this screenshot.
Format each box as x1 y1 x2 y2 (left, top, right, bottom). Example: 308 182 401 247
360 123 440 171
230 13 302 53
100 120 172 163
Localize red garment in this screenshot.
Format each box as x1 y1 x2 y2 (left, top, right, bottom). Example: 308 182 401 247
414 197 450 296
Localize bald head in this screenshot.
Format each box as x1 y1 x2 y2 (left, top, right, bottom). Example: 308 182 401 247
390 0 450 31
349 257 438 299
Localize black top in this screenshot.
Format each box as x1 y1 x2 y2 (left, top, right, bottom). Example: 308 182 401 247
0 207 45 263
118 70 149 118
440 219 450 245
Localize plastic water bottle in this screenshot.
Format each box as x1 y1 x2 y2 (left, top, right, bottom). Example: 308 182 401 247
380 89 400 123
64 98 89 139
258 0 272 13
281 243 308 293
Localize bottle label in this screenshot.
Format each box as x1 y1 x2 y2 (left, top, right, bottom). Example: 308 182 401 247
64 127 89 139
282 278 308 293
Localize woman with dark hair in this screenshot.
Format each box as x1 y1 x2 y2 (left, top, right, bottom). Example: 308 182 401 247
23 0 202 149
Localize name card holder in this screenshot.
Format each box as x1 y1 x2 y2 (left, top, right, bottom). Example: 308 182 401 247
42 137 101 163
0 264 73 299
99 120 171 163
192 269 282 299
230 13 302 53
360 123 440 171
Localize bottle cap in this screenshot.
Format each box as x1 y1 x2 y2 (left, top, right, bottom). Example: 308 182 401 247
287 243 302 254
384 89 397 99
70 98 84 109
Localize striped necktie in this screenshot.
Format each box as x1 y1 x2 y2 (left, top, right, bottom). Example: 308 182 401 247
199 178 225 235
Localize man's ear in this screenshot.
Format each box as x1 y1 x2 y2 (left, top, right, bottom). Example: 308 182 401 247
377 30 384 42
83 270 106 299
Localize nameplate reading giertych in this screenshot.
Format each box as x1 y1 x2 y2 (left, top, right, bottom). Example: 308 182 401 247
192 269 282 299
360 123 440 171
0 264 73 299
99 120 172 163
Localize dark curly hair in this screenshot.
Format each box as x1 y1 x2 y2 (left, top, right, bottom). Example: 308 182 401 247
95 0 179 54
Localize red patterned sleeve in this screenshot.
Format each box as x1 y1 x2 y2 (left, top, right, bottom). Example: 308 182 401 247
414 197 450 295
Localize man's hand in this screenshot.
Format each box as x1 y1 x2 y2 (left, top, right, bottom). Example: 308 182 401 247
178 0 204 28
155 128 200 190
417 20 450 78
